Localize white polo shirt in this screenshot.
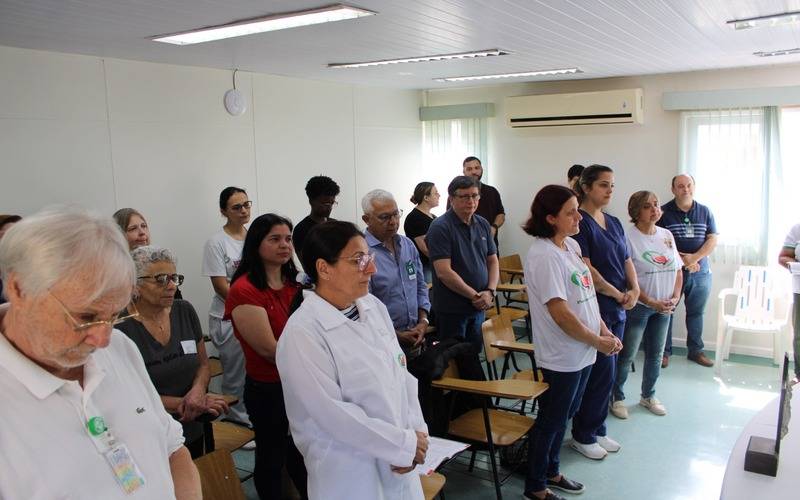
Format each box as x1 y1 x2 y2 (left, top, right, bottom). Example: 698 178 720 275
0 330 184 499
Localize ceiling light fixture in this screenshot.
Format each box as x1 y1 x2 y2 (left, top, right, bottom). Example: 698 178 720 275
152 4 376 45
753 47 800 57
327 49 509 68
434 68 582 83
727 11 800 30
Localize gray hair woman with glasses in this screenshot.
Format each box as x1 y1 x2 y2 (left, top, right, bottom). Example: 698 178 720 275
117 245 229 458
276 221 429 500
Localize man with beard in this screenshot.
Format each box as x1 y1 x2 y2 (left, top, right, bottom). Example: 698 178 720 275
462 156 505 248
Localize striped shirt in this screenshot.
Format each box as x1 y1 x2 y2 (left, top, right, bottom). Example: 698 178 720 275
341 303 360 321
657 199 717 272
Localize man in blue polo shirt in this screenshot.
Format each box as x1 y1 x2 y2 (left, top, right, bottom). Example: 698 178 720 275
427 176 500 349
362 189 431 352
657 174 718 367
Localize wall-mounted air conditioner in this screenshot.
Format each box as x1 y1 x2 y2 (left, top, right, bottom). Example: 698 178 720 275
505 88 643 127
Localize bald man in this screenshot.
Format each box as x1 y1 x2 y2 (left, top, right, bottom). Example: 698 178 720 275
657 174 718 368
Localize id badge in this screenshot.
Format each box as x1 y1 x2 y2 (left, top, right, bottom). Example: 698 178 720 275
104 443 146 494
405 260 416 280
180 340 197 354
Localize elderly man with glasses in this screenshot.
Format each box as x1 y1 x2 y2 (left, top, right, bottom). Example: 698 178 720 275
0 208 201 499
426 176 500 350
361 189 431 354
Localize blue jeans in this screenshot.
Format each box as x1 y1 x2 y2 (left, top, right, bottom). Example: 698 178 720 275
614 304 670 401
435 310 485 350
525 366 592 494
665 270 711 356
571 317 624 444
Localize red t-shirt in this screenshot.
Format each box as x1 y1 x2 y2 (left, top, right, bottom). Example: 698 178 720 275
224 275 300 383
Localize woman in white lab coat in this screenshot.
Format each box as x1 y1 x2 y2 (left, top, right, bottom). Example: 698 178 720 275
276 221 429 500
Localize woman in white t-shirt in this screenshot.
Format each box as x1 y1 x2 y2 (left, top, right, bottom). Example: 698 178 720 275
611 191 683 419
201 186 252 427
778 223 800 382
522 185 622 500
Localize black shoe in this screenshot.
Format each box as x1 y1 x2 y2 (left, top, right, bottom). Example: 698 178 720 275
546 475 585 495
523 491 567 500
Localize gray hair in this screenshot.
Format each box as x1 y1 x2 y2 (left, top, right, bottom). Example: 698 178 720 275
0 206 135 302
361 189 396 214
131 246 176 278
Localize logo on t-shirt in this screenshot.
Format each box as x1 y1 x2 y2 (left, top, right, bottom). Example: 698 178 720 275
570 270 592 290
642 251 673 267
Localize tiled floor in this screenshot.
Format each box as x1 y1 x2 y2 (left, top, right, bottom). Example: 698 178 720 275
232 349 786 499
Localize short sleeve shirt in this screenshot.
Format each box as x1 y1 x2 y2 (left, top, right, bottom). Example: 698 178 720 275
403 208 435 268
626 226 682 303
524 237 599 372
225 276 301 382
572 210 629 323
427 210 497 314
476 183 505 224
657 200 717 272
202 230 244 318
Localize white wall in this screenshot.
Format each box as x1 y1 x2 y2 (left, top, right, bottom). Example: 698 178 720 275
0 45 422 327
425 63 800 359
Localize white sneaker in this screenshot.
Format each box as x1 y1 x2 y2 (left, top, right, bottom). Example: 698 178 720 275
241 440 256 451
569 440 607 460
610 400 629 419
596 435 621 453
639 397 667 416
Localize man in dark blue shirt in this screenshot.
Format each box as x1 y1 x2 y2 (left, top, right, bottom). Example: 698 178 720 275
657 174 718 367
427 176 499 349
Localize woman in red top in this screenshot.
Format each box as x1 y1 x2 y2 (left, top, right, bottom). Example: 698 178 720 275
224 213 307 499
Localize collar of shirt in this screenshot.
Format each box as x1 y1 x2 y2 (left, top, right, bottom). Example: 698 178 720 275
302 290 377 332
364 229 400 252
445 208 475 227
0 331 86 399
663 199 696 215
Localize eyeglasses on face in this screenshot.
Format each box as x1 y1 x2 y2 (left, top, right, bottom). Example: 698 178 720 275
138 273 185 286
229 201 253 211
343 252 376 272
375 209 403 223
453 193 480 201
49 291 139 332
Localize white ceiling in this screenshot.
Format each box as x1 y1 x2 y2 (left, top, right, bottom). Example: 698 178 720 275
1 0 799 89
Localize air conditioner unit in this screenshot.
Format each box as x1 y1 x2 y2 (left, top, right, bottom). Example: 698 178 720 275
505 88 643 127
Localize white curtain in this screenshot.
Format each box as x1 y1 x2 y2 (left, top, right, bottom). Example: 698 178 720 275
679 107 783 265
422 118 487 193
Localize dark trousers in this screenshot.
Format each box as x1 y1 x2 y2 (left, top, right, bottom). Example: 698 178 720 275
435 310 485 351
525 365 592 494
244 377 308 500
571 317 625 444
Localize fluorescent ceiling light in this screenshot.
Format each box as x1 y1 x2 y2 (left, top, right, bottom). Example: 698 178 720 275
727 11 800 30
435 68 582 83
753 47 800 57
152 4 376 45
328 49 509 68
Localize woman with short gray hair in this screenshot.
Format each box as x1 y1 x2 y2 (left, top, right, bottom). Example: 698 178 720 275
117 245 229 458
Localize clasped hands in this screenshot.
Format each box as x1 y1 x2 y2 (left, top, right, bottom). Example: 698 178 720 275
391 430 429 474
397 321 428 347
178 387 230 422
595 326 623 356
471 290 494 311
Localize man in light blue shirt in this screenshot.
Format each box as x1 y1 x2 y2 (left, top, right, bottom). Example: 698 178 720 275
362 189 431 349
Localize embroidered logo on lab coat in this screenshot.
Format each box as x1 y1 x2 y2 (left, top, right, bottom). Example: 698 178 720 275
397 353 407 367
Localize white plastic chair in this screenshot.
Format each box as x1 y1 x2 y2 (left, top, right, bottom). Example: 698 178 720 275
715 266 791 375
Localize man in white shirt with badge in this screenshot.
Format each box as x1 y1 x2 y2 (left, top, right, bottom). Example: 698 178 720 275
0 208 200 499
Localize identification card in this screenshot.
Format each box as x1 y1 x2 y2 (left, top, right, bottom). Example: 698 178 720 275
104 443 145 494
405 260 416 280
181 340 197 354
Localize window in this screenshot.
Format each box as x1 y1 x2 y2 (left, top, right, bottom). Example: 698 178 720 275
680 107 788 265
422 118 487 196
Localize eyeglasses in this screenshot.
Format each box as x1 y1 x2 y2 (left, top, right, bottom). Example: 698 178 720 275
229 201 253 211
343 252 376 272
453 193 481 201
318 200 338 207
49 291 139 332
375 209 403 223
138 274 185 286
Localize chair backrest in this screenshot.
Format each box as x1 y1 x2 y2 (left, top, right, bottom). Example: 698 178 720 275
193 449 246 500
482 314 516 364
498 254 523 283
731 266 782 325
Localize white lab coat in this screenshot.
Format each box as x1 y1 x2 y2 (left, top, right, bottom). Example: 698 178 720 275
276 291 427 500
